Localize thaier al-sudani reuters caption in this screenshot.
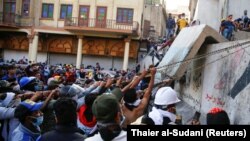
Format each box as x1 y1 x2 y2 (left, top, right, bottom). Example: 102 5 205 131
130 128 247 138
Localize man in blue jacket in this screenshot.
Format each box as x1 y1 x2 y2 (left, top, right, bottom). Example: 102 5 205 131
11 100 44 141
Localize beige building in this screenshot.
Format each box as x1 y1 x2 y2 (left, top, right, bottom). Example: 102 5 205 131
143 0 167 39
0 0 145 70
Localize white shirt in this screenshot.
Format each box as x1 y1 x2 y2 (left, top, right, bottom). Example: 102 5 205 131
85 130 127 141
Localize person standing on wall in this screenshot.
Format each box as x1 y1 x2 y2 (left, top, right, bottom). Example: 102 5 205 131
176 13 189 35
166 13 176 40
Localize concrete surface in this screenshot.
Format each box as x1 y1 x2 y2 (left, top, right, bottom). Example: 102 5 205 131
175 39 250 124
157 24 227 81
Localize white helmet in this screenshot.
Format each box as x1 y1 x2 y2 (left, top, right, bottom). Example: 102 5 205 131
154 87 180 105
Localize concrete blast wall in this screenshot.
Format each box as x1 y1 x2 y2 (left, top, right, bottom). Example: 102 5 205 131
157 24 226 81
156 24 250 124
176 39 250 124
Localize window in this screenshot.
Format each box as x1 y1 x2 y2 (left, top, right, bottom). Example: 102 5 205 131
116 8 133 24
97 7 106 20
42 3 54 18
60 4 72 19
146 0 160 5
22 0 30 16
3 0 16 13
79 6 89 19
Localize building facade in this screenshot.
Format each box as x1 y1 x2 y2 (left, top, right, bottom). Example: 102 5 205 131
0 0 144 70
142 0 167 40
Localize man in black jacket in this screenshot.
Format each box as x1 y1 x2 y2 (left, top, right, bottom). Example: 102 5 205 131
38 97 85 141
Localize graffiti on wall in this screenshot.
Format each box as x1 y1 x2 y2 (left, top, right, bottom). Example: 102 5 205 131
182 93 200 108
227 62 250 98
214 48 249 98
205 93 225 106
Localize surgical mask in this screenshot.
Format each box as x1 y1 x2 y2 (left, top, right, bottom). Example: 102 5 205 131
31 116 44 126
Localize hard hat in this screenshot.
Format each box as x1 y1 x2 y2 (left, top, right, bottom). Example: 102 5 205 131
154 87 180 105
19 77 36 88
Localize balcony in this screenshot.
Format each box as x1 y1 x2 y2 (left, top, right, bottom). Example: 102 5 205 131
0 12 34 28
64 17 139 36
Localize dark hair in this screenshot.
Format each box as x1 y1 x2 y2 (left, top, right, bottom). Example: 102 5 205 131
84 94 98 122
207 111 230 125
123 88 137 103
53 97 77 126
123 88 137 111
14 105 33 124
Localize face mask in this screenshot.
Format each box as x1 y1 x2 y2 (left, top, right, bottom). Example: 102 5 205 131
31 116 44 126
127 98 141 107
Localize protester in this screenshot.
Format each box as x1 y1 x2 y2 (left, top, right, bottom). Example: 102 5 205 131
176 13 188 34
166 13 176 39
12 100 44 141
121 68 156 127
146 87 181 125
206 107 230 125
0 92 20 141
220 14 236 40
85 94 127 141
77 94 98 136
38 97 85 141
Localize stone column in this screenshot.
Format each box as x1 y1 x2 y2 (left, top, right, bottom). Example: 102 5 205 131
27 34 34 62
122 37 131 71
30 32 39 63
76 35 83 69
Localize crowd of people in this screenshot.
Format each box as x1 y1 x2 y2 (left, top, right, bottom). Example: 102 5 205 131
0 11 236 141
218 10 250 40
220 10 250 41
0 58 231 141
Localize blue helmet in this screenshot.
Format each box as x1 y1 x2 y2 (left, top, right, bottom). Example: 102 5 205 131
19 77 36 88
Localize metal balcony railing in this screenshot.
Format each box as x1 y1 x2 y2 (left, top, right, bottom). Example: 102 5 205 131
64 17 139 33
0 12 34 27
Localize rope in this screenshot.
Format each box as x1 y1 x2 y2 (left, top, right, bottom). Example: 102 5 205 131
186 44 250 74
156 40 250 80
156 40 250 70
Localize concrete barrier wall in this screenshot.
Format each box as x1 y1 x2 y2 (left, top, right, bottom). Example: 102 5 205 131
176 39 250 124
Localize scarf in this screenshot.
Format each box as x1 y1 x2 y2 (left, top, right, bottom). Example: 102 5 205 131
78 105 96 127
148 107 176 125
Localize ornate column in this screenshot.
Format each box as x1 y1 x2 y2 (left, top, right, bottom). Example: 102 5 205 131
76 35 83 69
122 37 131 71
